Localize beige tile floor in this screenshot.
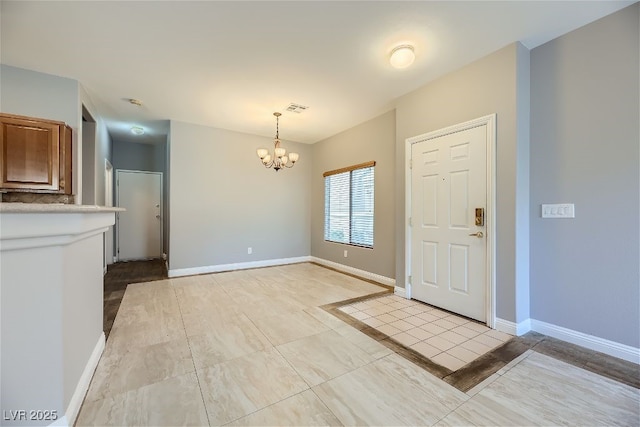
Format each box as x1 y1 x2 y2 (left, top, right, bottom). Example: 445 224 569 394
76 263 639 426
338 294 512 370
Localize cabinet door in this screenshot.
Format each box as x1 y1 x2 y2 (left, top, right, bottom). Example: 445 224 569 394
0 116 60 191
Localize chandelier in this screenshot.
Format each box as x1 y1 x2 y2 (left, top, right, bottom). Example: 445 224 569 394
256 112 299 171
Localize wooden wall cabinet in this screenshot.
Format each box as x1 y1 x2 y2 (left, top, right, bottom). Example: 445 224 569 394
0 113 72 194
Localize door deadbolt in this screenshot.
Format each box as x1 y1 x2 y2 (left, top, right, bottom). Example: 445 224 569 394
475 208 485 226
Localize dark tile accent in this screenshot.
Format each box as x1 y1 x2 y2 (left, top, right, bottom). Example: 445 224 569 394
533 337 640 389
443 352 506 392
103 259 167 339
490 339 533 363
380 338 453 378
322 290 639 392
310 262 394 291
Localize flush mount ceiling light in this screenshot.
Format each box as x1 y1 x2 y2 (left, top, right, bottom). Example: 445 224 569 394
389 44 415 69
130 126 144 135
256 112 299 172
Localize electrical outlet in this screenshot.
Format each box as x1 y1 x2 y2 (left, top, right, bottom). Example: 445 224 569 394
344 250 348 258
247 247 252 254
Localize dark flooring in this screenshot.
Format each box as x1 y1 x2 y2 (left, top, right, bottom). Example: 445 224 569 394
103 259 167 339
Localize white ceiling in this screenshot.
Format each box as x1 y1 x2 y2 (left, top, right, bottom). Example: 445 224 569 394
1 1 633 145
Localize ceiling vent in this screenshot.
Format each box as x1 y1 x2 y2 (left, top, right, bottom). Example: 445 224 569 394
285 103 309 113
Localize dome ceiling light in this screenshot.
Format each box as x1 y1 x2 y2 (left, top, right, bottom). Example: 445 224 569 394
390 44 415 69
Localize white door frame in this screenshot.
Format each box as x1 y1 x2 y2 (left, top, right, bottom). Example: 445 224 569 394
405 114 497 328
104 159 114 270
115 169 163 262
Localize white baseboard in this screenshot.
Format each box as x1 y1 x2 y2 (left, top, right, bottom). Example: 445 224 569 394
495 318 531 336
310 257 395 287
394 286 408 298
168 256 311 278
63 332 105 426
530 319 639 364
494 317 639 363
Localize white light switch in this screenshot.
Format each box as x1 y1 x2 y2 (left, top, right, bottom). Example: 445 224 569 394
541 203 575 218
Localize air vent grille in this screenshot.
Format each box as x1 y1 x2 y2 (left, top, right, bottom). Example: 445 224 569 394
285 103 309 113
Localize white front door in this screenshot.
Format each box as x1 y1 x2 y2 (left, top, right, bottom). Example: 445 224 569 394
411 125 487 321
116 170 162 261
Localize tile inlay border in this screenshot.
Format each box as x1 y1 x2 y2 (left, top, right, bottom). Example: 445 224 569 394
321 290 640 392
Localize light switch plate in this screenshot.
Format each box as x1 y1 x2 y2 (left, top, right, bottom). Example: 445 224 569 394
541 203 575 218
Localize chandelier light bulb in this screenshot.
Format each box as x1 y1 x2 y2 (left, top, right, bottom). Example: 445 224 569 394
256 148 268 159
390 45 415 69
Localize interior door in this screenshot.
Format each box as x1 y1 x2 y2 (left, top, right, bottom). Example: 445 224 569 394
411 125 487 321
116 170 162 261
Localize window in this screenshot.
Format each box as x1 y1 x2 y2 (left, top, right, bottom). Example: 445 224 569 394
324 161 375 248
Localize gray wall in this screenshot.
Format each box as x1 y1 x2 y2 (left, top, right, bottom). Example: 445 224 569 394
0 64 82 197
530 4 639 347
311 110 396 279
112 139 166 173
82 120 96 204
169 120 312 271
394 43 530 323
0 64 79 129
80 84 113 207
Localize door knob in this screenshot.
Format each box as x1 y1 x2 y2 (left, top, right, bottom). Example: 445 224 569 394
156 215 161 219
469 231 484 238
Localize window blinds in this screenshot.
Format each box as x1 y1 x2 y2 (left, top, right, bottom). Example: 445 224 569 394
324 163 374 248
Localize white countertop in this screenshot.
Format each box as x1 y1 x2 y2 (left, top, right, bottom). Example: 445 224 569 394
0 203 125 213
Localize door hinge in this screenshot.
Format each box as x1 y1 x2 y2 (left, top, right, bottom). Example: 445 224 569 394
409 217 412 226
409 159 413 169
408 275 412 285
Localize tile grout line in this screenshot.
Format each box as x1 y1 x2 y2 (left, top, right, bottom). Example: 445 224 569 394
325 294 520 388
170 281 213 427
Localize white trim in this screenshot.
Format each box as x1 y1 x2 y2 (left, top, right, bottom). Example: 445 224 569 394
405 282 412 299
168 256 311 278
394 286 407 298
495 317 531 336
310 256 395 287
530 319 639 364
405 114 497 328
63 332 105 426
0 227 109 251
